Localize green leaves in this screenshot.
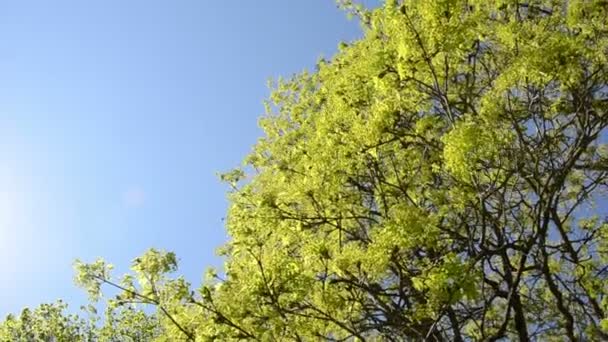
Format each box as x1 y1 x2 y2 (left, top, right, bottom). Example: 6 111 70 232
5 1 608 340
211 0 608 339
442 116 515 183
74 259 113 302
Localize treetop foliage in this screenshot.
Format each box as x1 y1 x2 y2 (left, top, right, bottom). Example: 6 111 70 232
4 0 608 340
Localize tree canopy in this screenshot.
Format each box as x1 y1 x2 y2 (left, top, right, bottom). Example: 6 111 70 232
4 0 608 340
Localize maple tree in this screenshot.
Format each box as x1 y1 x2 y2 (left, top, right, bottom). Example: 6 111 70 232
4 0 608 340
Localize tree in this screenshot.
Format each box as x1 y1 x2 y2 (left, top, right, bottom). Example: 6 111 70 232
0 300 159 341
0 301 95 341
5 0 608 340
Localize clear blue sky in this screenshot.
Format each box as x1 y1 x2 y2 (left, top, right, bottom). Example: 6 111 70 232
0 1 372 315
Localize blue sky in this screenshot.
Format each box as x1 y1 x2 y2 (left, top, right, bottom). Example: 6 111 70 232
0 1 370 315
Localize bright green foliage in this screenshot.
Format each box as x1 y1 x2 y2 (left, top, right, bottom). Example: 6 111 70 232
96 305 161 342
0 301 95 342
0 301 159 342
5 0 608 340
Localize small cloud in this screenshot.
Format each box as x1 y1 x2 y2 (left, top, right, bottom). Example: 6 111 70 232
122 186 146 208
